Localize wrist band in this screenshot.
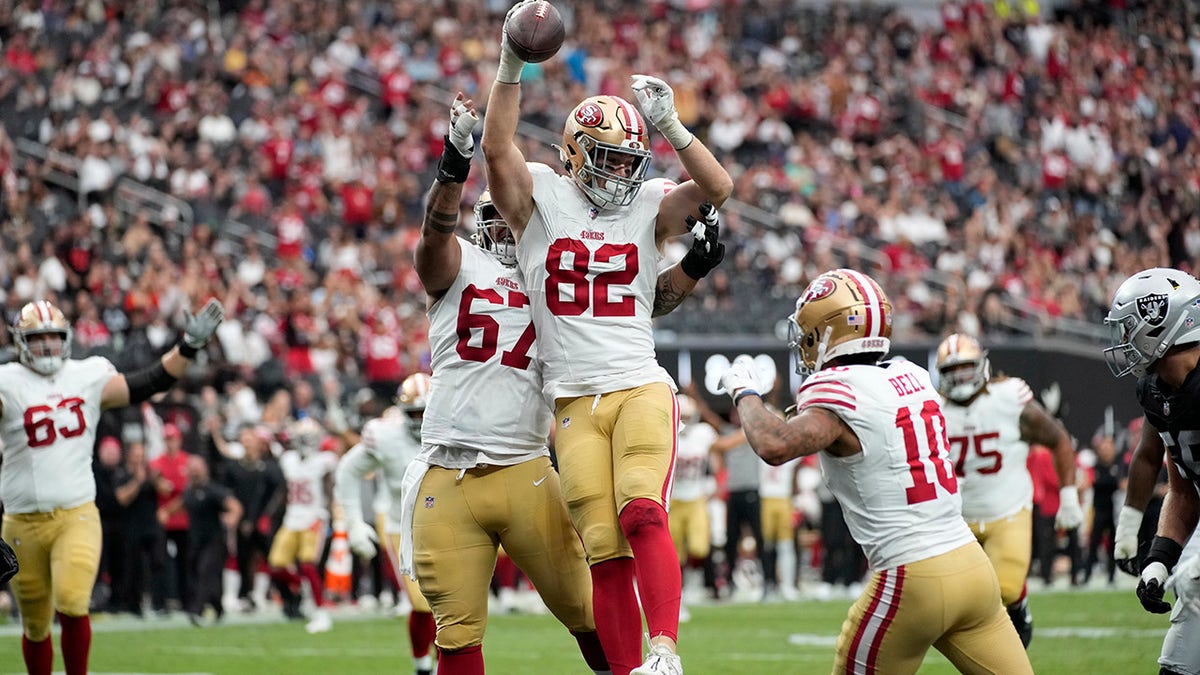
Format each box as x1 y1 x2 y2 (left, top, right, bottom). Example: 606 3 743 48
1146 536 1183 573
680 249 710 280
178 339 199 359
436 137 472 184
734 389 760 405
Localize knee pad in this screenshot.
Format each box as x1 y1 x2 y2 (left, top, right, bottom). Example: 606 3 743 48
23 616 52 642
619 498 667 540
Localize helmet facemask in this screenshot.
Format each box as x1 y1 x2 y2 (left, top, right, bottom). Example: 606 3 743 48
12 301 72 375
558 96 652 211
1103 268 1200 378
935 335 990 402
472 193 517 267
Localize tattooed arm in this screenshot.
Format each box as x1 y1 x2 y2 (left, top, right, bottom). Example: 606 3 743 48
652 266 698 317
415 93 476 303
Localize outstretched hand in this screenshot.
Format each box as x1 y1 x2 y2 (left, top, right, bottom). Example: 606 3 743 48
448 92 478 157
182 299 224 350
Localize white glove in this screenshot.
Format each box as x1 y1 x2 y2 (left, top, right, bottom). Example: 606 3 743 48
631 74 693 150
182 298 225 350
347 520 379 560
720 355 760 402
497 1 534 84
1055 486 1084 530
448 94 478 157
1115 505 1143 575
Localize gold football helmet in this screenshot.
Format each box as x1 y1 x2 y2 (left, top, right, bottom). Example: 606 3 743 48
397 373 432 441
12 300 72 375
935 333 991 402
677 394 700 425
557 95 651 210
285 417 324 457
472 190 516 267
787 269 892 377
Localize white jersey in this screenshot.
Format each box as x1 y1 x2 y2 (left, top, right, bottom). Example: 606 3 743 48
672 421 717 502
334 414 421 530
518 162 676 400
0 357 115 513
940 378 1034 522
798 360 975 570
279 449 338 530
760 458 799 499
422 238 550 468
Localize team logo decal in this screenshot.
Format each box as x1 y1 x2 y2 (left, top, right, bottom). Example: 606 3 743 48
801 278 836 304
424 496 435 509
1164 400 1171 416
561 416 571 429
575 103 604 127
1136 293 1169 326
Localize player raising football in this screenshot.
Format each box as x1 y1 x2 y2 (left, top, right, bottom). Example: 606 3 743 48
935 333 1082 647
401 92 609 675
481 1 732 672
1 298 223 675
720 270 1033 675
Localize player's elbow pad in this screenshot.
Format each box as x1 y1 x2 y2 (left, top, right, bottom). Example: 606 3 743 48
125 361 178 404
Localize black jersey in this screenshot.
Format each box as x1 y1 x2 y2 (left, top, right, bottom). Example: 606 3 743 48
1137 366 1200 486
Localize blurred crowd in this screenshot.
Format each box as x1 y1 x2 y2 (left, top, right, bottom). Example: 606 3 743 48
0 0 1197 361
0 0 1196 617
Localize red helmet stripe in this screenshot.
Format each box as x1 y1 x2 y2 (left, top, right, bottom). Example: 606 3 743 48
614 96 643 138
840 270 879 337
35 301 48 323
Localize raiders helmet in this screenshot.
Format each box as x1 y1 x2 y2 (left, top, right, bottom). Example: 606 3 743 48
787 269 892 377
12 300 72 375
397 373 432 441
1104 267 1200 378
472 190 516 266
935 334 991 403
557 95 651 210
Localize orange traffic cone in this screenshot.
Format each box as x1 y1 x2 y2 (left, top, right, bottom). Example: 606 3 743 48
325 520 353 601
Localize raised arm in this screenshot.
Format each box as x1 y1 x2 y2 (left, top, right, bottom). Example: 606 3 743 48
100 299 224 410
630 75 733 243
480 7 535 237
415 93 476 301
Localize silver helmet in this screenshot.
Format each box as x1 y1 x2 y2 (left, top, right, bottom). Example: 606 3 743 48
1103 267 1200 378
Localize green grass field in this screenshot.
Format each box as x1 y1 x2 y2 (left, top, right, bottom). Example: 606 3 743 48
0 589 1166 674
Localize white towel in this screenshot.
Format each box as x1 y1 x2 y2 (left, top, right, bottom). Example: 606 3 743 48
398 459 431 577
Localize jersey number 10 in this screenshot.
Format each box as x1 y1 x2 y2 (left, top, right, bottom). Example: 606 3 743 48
896 400 958 505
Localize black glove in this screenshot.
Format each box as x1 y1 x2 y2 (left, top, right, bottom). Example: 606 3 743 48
0 536 17 585
1137 561 1171 614
680 202 726 280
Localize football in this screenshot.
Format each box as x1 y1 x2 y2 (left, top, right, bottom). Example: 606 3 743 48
504 1 565 64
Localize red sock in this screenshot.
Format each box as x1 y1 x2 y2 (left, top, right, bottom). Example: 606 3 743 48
571 629 610 672
590 557 642 675
57 612 91 675
22 635 53 675
299 563 326 607
269 566 301 590
619 498 681 643
409 611 437 658
437 644 483 675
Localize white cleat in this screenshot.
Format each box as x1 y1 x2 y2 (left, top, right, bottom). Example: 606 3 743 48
305 608 333 634
631 643 683 675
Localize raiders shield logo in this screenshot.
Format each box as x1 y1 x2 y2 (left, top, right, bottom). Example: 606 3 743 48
1137 293 1169 326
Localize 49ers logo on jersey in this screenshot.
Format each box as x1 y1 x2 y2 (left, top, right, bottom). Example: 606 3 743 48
1137 293 1169 326
575 103 604 127
801 278 836 304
